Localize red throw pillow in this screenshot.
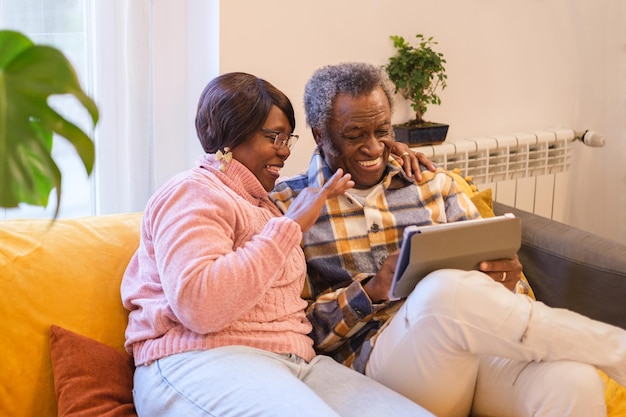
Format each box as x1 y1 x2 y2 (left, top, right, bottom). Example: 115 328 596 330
49 325 137 417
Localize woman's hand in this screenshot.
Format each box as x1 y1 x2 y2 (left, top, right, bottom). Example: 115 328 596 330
479 255 523 292
390 142 437 181
284 169 354 233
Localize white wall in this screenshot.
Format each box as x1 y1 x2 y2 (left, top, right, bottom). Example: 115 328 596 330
218 0 626 244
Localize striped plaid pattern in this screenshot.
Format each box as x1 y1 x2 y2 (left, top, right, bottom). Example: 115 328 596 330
270 148 480 372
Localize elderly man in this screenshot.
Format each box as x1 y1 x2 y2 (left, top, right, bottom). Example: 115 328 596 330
270 62 626 417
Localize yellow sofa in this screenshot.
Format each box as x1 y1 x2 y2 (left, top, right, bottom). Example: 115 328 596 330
0 213 141 417
1 177 624 416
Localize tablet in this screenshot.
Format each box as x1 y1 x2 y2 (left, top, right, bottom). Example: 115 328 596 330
389 214 521 300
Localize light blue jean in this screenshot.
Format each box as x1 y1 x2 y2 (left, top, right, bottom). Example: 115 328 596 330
133 345 434 417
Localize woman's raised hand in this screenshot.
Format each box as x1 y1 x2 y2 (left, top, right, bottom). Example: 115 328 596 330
284 169 354 232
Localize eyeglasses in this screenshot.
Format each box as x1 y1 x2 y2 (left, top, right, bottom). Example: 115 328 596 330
261 128 299 150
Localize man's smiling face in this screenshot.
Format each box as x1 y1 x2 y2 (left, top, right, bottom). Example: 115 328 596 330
316 86 394 189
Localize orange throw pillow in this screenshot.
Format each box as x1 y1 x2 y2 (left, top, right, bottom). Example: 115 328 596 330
49 325 137 417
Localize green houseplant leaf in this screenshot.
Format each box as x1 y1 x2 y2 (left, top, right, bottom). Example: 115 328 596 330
385 34 447 125
0 30 98 217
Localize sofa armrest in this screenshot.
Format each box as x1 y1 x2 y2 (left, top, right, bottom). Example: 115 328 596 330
493 202 626 330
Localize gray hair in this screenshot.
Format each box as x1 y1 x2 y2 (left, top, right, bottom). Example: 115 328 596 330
303 62 395 139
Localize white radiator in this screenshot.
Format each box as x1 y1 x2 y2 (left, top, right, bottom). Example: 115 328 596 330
410 128 575 222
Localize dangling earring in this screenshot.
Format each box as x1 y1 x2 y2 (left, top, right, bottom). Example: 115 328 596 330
216 147 232 172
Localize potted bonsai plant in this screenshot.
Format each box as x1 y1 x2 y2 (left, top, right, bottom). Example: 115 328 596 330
0 30 98 218
385 34 448 145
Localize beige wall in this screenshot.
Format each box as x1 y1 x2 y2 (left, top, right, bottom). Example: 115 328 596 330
220 0 578 175
218 0 626 243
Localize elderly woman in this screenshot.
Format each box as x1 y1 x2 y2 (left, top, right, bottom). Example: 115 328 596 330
121 72 434 417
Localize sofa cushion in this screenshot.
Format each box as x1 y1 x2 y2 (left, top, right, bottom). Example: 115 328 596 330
600 370 626 417
0 213 142 417
469 188 493 218
50 325 137 417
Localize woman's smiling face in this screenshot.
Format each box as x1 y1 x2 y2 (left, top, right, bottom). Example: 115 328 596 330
231 105 293 192
316 86 394 189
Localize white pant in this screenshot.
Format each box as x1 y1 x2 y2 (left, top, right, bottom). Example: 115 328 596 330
366 269 626 417
133 345 434 417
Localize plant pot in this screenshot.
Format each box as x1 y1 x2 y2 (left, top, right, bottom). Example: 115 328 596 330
393 122 449 145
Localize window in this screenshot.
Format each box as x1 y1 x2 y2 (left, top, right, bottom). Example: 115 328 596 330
1 0 95 219
2 0 218 219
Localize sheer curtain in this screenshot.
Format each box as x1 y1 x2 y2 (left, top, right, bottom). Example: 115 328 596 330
90 0 218 215
566 0 626 244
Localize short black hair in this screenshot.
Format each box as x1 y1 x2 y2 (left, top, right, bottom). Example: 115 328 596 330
195 72 295 153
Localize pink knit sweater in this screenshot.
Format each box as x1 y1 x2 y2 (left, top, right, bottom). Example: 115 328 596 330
121 154 314 366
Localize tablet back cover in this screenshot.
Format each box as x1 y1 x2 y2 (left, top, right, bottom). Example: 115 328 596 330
390 215 521 299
